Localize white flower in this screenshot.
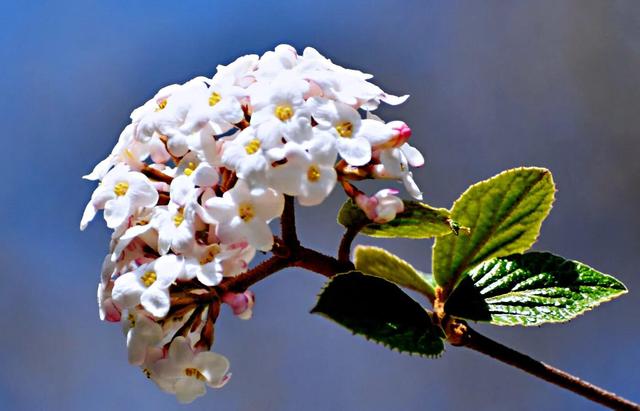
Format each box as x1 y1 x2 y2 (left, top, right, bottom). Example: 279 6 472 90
152 337 230 404
307 97 393 166
249 75 312 144
175 152 219 187
268 132 338 206
182 80 246 135
83 125 171 181
152 176 200 255
220 127 277 190
123 311 163 366
204 180 283 251
112 254 184 318
80 164 158 230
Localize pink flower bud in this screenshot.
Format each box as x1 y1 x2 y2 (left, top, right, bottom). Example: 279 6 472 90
355 189 404 223
222 290 255 320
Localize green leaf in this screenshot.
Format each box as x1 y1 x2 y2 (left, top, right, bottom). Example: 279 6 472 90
433 167 555 291
338 199 457 239
311 272 445 357
444 252 628 326
354 245 435 300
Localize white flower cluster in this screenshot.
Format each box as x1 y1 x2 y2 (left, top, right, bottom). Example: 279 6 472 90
81 44 424 403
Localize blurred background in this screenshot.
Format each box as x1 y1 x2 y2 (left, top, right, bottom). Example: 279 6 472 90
1 1 639 410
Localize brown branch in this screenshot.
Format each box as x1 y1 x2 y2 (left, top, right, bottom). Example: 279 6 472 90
455 324 640 410
337 222 365 263
141 165 173 184
217 255 291 294
280 195 299 248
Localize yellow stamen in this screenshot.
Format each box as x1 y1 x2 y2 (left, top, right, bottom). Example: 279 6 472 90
141 271 157 287
209 92 222 107
184 368 207 381
244 138 261 155
238 203 255 222
156 99 167 111
274 105 294 121
307 165 321 182
173 208 185 227
184 162 196 176
128 313 136 328
199 244 221 265
335 121 353 138
143 368 152 379
114 182 129 197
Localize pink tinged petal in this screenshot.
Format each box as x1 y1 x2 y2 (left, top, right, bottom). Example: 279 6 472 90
112 224 154 262
193 352 230 387
169 336 195 365
359 119 394 146
80 202 97 230
298 167 337 206
127 173 160 207
154 254 184 287
192 164 219 187
175 378 206 404
253 189 284 221
127 332 148 366
167 134 190 157
400 143 425 167
204 197 235 223
170 175 194 206
141 286 171 317
337 136 371 166
112 272 144 309
104 196 132 229
216 218 244 244
403 172 423 200
197 262 223 286
83 156 114 181
381 93 410 105
244 219 274 251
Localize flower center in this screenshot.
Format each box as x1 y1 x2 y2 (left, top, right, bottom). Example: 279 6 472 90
173 208 185 227
199 244 221 265
307 165 321 182
274 105 294 121
114 181 129 197
128 313 136 328
335 121 353 138
184 162 196 176
238 203 255 222
155 99 167 111
244 138 261 155
209 92 222 107
141 271 157 287
184 368 207 381
143 368 152 379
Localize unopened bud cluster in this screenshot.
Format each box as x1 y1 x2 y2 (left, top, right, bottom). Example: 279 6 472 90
81 45 424 403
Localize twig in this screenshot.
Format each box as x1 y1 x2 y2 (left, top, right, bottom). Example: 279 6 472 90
459 325 640 410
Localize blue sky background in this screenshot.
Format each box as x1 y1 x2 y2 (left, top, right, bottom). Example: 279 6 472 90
1 1 639 410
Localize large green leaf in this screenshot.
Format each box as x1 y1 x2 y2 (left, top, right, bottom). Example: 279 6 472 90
433 167 555 291
311 272 445 357
444 252 628 326
354 245 435 300
338 199 457 239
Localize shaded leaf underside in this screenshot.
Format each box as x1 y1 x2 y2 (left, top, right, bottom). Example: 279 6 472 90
312 272 445 357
